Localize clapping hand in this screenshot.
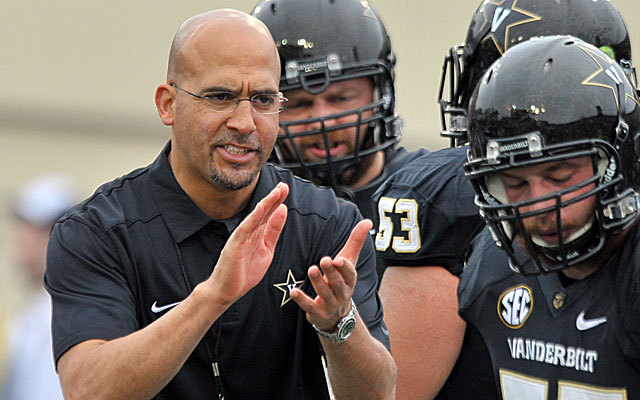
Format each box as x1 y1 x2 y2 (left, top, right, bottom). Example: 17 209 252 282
209 182 289 305
290 219 373 331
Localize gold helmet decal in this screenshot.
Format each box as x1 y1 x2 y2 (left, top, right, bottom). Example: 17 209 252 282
578 44 640 112
498 285 533 328
479 0 541 54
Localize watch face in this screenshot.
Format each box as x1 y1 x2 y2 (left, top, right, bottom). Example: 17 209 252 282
338 318 356 340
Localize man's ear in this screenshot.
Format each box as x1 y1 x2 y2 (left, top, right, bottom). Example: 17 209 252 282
155 83 175 126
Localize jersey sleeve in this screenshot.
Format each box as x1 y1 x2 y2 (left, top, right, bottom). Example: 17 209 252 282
372 147 483 276
45 216 138 366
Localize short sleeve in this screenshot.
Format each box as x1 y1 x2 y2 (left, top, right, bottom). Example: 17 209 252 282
372 148 483 276
45 217 138 366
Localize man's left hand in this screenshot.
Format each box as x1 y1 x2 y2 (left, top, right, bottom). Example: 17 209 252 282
290 219 372 331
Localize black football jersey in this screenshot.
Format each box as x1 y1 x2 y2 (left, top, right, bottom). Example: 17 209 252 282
459 226 640 399
353 146 429 282
372 146 497 399
372 146 483 276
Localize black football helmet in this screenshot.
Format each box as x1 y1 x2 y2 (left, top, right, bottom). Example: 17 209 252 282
464 35 640 274
251 0 399 193
439 0 633 147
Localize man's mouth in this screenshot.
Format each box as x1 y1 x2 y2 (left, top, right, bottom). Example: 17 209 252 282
528 218 593 248
531 231 562 247
216 144 258 164
307 141 345 158
224 144 251 155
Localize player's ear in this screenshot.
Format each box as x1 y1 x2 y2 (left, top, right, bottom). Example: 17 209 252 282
155 83 176 126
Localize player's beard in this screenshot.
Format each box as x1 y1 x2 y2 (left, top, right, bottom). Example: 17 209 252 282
207 134 265 191
292 126 378 187
337 150 378 187
512 214 596 272
520 214 584 249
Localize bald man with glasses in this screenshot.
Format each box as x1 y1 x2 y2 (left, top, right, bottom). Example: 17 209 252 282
45 9 395 400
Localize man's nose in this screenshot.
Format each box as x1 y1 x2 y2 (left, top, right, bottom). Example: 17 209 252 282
227 100 257 134
307 102 340 130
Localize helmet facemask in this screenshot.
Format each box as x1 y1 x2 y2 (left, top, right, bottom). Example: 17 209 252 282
467 133 637 274
272 61 400 193
438 45 468 147
275 97 395 189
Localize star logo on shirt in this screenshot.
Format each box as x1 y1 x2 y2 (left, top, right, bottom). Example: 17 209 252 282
478 0 541 54
273 269 305 307
578 44 639 112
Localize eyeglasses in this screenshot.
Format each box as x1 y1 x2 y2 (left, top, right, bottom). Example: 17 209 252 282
170 83 287 114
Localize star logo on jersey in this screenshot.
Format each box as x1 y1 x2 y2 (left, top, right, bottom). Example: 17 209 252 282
498 285 533 329
578 44 640 112
479 0 541 54
273 269 305 307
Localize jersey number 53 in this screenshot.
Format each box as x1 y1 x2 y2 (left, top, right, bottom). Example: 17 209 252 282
375 197 420 253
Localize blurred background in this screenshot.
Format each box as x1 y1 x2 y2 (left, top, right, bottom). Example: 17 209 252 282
1 0 639 382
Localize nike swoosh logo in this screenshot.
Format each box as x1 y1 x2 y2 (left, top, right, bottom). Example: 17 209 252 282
381 325 390 337
151 301 182 314
576 311 607 331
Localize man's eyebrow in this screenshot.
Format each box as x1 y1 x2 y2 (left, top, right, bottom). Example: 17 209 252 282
201 85 234 94
542 159 582 173
201 86 279 95
498 160 582 179
497 170 523 180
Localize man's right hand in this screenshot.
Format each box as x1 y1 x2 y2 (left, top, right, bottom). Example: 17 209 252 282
207 182 289 306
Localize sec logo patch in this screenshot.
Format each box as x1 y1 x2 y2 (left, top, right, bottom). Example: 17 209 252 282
498 285 533 329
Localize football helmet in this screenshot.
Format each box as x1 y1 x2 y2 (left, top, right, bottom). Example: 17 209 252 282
465 36 640 274
252 0 399 193
439 0 633 147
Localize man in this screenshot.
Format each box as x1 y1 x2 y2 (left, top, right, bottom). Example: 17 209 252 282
0 173 78 400
460 34 640 398
251 0 428 281
373 0 633 398
44 9 396 399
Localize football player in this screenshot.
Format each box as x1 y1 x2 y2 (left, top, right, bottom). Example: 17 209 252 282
373 0 634 398
251 0 429 282
461 34 640 398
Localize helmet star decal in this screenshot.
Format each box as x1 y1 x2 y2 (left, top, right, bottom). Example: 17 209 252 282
273 269 305 307
578 44 640 112
479 0 541 54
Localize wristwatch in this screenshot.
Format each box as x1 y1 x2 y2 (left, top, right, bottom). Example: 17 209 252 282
313 298 357 344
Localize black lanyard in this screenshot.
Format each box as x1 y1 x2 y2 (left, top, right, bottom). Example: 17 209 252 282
174 241 226 399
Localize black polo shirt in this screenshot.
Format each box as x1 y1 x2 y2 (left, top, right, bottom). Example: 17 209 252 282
45 142 389 400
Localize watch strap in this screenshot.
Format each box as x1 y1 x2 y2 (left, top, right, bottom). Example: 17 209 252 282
313 298 357 344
